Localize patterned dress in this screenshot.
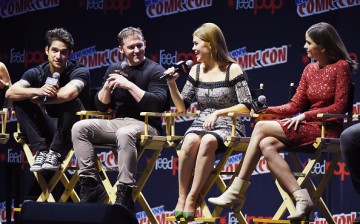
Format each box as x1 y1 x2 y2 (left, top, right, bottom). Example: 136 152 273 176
180 64 253 152
267 60 352 147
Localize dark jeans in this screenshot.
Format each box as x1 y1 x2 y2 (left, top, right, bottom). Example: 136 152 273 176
14 99 84 160
340 122 360 194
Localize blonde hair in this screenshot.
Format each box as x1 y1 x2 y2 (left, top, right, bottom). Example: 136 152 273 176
193 23 235 71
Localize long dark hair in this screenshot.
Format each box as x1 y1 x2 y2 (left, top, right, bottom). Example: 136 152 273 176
307 22 357 71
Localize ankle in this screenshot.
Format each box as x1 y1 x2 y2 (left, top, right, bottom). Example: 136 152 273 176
183 198 197 213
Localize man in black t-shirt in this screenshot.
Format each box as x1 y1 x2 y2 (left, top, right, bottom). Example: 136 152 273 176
6 28 90 172
71 27 169 212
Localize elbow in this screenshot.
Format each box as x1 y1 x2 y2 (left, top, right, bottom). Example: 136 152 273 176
175 105 186 113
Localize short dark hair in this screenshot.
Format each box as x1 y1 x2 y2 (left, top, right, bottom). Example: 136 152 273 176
45 28 74 51
117 27 144 46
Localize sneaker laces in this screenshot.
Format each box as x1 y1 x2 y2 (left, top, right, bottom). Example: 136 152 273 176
45 151 61 165
34 151 47 164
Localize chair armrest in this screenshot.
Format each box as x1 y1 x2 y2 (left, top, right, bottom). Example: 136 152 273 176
140 112 168 136
0 108 8 134
165 111 199 137
140 111 199 137
317 113 350 119
317 113 352 138
76 110 113 120
225 112 257 136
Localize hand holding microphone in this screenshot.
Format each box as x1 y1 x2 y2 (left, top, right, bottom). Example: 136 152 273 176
252 95 268 113
160 60 194 80
43 72 60 102
109 61 128 94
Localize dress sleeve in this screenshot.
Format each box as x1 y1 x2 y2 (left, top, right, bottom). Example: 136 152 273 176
266 66 310 117
303 61 351 120
235 77 253 110
181 78 196 110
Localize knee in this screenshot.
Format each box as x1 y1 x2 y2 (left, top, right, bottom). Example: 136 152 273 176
71 120 87 139
259 138 278 158
340 127 353 144
198 135 217 156
116 128 140 144
181 134 201 155
253 121 268 136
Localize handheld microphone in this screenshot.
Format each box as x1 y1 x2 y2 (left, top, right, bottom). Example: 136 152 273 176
44 72 60 102
111 61 128 94
252 95 268 113
160 60 194 80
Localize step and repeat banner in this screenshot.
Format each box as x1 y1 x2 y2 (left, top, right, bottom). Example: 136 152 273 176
1 0 360 223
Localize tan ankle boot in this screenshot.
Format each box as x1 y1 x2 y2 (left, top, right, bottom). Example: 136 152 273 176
287 189 314 220
208 177 250 212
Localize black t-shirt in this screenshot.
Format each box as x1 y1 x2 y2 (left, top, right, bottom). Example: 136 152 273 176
22 60 91 109
95 58 169 133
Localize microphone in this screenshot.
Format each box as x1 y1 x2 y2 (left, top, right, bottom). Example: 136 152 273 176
160 60 194 80
252 95 268 113
111 61 128 94
43 72 60 102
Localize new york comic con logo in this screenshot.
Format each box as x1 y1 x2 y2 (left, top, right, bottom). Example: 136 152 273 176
145 0 212 18
296 0 360 17
0 0 59 18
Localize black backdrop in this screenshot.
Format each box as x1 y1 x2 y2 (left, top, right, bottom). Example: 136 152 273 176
1 0 360 223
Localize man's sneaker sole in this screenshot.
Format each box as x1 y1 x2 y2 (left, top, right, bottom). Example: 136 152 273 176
42 163 60 171
30 166 44 172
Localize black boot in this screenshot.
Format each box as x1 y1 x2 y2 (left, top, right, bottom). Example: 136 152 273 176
115 184 135 213
79 177 108 203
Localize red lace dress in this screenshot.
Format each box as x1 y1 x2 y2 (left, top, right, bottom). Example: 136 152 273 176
266 59 352 147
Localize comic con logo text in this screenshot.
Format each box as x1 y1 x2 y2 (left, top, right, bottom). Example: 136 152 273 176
146 0 212 18
0 0 59 18
297 0 360 17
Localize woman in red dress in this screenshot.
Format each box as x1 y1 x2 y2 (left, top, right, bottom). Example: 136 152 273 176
208 22 357 220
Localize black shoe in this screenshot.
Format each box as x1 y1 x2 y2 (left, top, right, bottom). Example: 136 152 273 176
79 177 108 203
30 151 48 172
42 150 61 171
115 184 135 213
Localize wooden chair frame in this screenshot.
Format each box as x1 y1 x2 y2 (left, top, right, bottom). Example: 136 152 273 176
0 108 9 144
254 83 355 224
166 84 264 223
166 112 255 224
76 110 197 224
13 116 80 203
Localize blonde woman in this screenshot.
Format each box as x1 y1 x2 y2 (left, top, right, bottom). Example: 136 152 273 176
164 23 252 220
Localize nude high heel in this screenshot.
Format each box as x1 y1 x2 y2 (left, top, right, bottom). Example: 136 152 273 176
287 189 314 221
208 177 250 212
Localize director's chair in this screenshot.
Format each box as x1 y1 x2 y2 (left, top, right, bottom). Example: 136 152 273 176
0 108 9 144
253 83 355 224
167 84 264 224
76 110 198 224
13 113 80 203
